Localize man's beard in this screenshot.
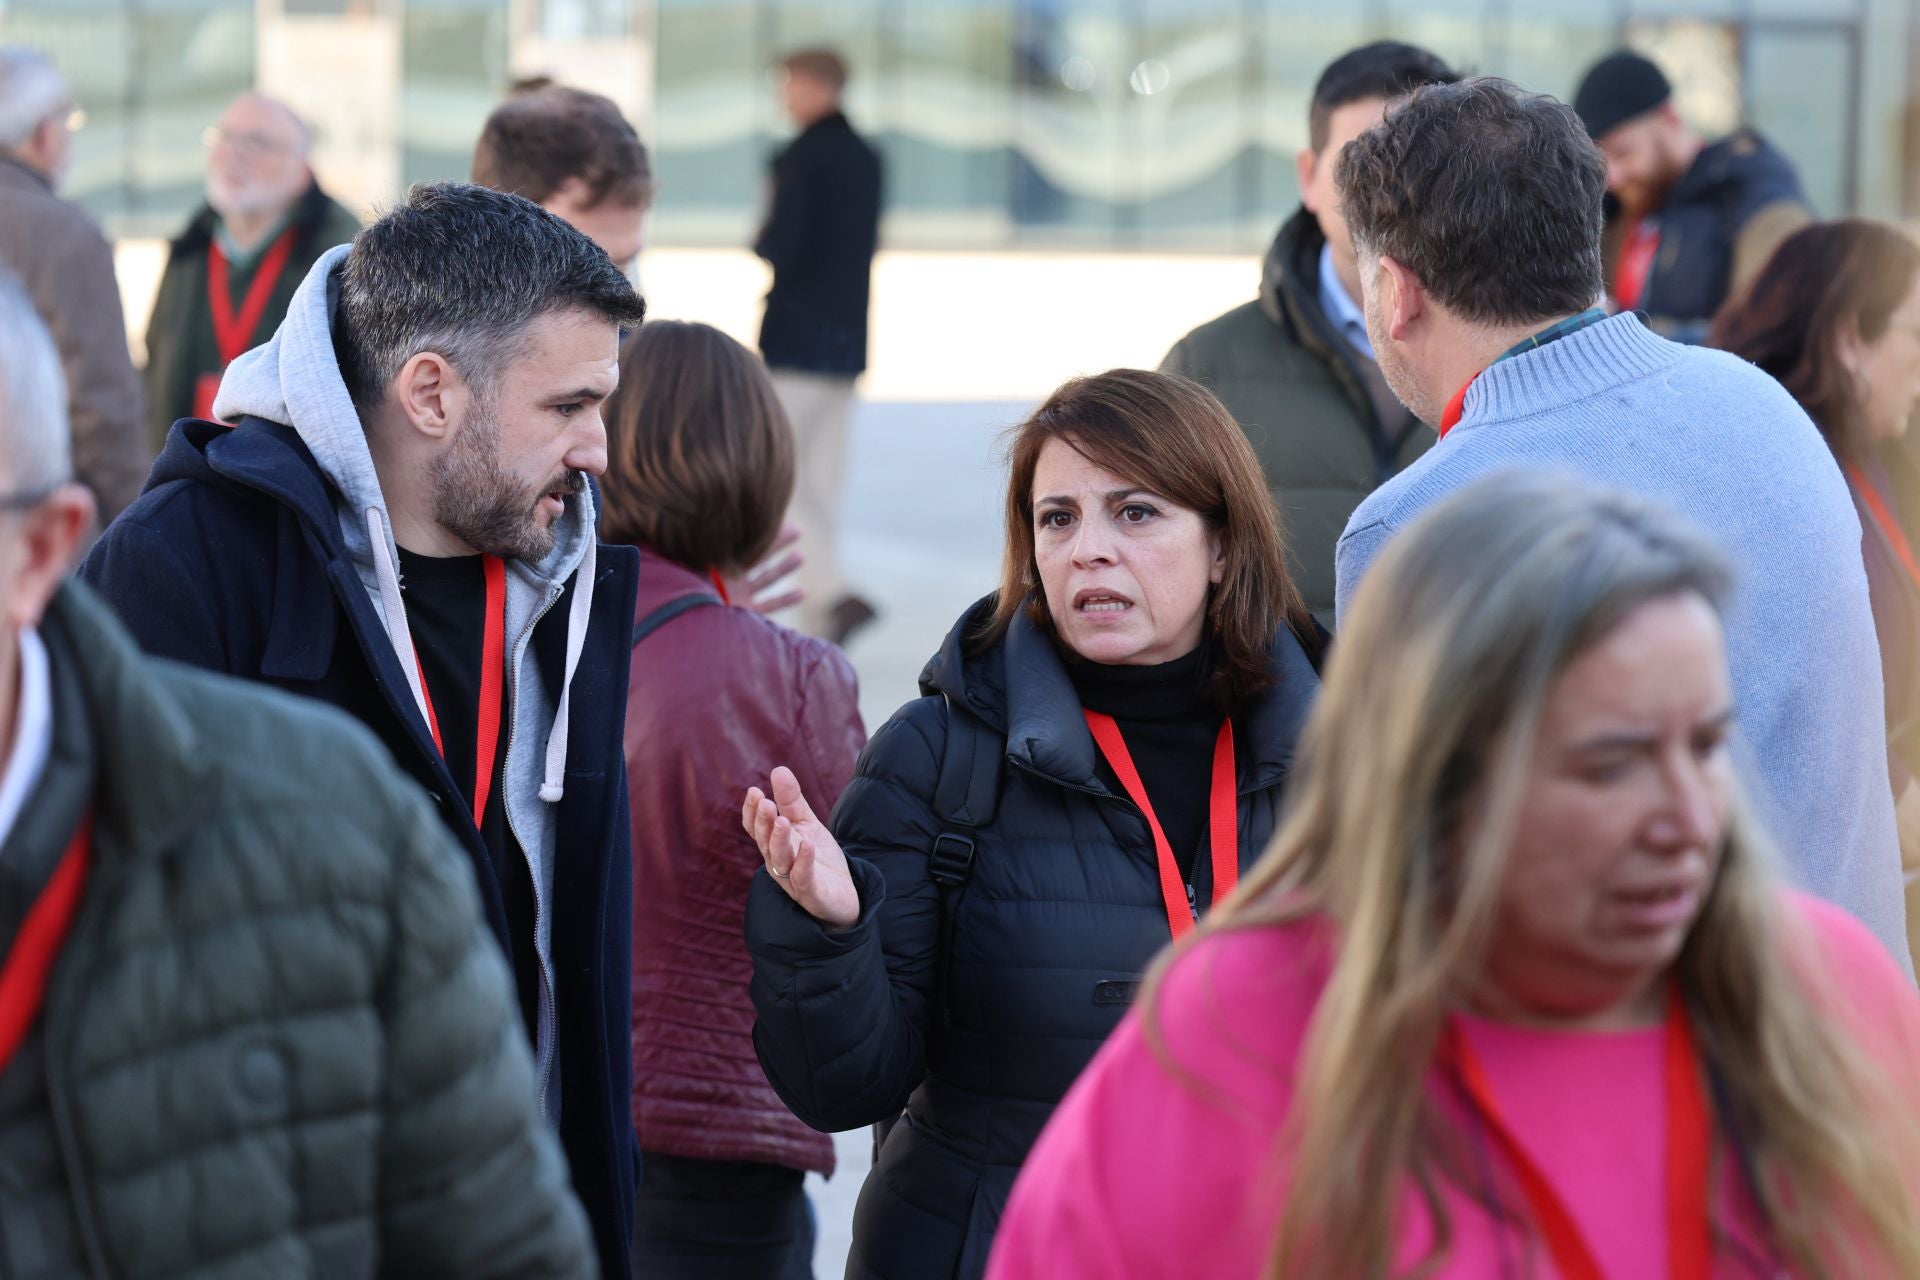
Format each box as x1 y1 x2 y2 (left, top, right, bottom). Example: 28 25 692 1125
1363 291 1434 424
431 401 585 563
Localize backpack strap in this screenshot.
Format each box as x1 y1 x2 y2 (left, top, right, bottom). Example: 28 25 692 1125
630 592 722 649
929 693 1003 881
873 695 1006 1164
927 694 1003 1021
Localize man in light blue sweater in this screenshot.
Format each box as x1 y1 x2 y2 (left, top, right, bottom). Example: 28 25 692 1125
1334 77 1910 965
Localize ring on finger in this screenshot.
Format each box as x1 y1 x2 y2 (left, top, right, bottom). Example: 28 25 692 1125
770 866 791 880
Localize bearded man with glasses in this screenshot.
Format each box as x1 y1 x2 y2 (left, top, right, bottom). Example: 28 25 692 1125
144 91 360 448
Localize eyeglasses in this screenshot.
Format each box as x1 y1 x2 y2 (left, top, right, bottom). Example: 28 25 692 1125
203 126 293 159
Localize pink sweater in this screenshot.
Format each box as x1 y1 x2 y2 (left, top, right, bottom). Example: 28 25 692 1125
987 893 1920 1279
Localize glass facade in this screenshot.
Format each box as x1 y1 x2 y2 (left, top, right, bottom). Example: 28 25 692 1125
1 0 1909 249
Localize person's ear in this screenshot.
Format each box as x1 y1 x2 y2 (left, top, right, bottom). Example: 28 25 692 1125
1378 255 1425 341
6 485 94 633
392 351 468 444
1207 527 1227 586
1295 147 1320 212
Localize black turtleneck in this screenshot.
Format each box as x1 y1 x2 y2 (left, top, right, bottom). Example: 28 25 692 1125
1068 645 1223 883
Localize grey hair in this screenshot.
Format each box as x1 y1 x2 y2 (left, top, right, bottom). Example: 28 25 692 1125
336 181 646 411
0 269 71 493
0 47 66 150
229 91 313 156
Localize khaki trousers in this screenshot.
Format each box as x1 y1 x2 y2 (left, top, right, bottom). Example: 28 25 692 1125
770 369 859 636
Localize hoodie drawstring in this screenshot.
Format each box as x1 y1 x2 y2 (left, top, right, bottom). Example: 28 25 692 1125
367 504 594 808
539 535 596 803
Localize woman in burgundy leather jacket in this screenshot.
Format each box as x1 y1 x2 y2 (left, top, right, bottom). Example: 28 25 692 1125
603 320 866 1278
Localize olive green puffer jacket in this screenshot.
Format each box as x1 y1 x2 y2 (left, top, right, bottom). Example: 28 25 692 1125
19 583 595 1279
1161 209 1433 627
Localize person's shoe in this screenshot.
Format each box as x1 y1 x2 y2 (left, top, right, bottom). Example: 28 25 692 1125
826 594 879 648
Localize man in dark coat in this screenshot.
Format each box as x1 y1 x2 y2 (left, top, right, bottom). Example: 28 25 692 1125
1161 42 1456 626
144 92 360 449
755 47 883 646
0 270 593 1277
1575 50 1812 340
78 182 647 1280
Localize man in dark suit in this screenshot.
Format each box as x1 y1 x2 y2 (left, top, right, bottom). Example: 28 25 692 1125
755 48 883 647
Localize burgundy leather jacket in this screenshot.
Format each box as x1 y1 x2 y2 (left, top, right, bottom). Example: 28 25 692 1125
626 553 864 1173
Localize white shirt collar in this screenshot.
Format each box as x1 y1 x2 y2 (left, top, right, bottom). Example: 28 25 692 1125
0 628 53 851
1317 240 1375 360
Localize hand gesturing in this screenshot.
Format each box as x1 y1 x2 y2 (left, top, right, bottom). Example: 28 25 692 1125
743 766 860 929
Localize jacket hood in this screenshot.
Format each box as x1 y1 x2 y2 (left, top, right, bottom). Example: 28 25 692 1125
1670 129 1803 208
210 243 600 807
919 595 1318 795
1258 208 1328 331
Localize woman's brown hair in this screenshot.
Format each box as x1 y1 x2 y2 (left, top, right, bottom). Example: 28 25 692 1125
977 369 1321 706
1709 218 1920 459
599 320 796 573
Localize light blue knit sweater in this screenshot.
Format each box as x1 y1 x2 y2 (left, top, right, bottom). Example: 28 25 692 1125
1337 313 1910 966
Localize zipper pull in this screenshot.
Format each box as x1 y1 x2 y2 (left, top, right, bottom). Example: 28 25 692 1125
1185 882 1199 921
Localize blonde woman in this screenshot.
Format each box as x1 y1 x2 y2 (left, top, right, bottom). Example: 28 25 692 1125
988 473 1920 1279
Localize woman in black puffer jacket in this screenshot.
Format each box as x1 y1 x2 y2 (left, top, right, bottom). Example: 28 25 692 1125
741 369 1324 1279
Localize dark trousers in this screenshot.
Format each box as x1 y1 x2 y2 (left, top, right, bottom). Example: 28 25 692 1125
632 1149 815 1280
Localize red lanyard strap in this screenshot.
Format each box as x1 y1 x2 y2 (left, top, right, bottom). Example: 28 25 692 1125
0 812 92 1074
414 555 508 829
1082 710 1238 939
208 227 298 366
1443 983 1713 1280
1845 460 1920 594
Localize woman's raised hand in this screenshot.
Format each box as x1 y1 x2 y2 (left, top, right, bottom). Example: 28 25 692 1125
743 766 860 929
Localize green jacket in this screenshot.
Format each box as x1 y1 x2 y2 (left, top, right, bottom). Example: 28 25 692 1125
143 182 360 449
1161 210 1433 626
16 582 595 1278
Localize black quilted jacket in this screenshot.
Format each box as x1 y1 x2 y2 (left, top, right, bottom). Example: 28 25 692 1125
746 597 1319 1279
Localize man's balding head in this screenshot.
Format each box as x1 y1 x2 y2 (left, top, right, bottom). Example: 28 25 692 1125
206 92 314 222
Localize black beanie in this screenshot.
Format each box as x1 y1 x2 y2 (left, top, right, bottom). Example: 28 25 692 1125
1573 51 1672 139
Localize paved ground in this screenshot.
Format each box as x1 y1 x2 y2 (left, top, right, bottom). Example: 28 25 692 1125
798 397 1033 1277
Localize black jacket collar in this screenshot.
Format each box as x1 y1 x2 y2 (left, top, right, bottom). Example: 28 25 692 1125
919 595 1317 796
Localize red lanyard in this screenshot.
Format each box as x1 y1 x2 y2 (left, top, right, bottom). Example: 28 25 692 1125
1082 711 1238 939
1443 983 1713 1280
1440 382 1473 438
208 227 298 366
1614 217 1661 313
0 813 92 1073
413 556 508 828
1845 460 1920 594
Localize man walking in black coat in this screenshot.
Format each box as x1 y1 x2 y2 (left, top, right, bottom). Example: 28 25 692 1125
77 183 647 1280
755 47 883 646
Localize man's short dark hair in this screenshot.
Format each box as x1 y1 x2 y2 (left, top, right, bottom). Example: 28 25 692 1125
1338 78 1606 326
336 182 647 411
1308 41 1457 153
779 47 848 91
472 86 653 210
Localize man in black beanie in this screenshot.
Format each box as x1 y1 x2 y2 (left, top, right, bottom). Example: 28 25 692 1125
1574 49 1810 340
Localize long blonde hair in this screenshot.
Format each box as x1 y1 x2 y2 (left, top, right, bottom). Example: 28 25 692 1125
1150 472 1920 1279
